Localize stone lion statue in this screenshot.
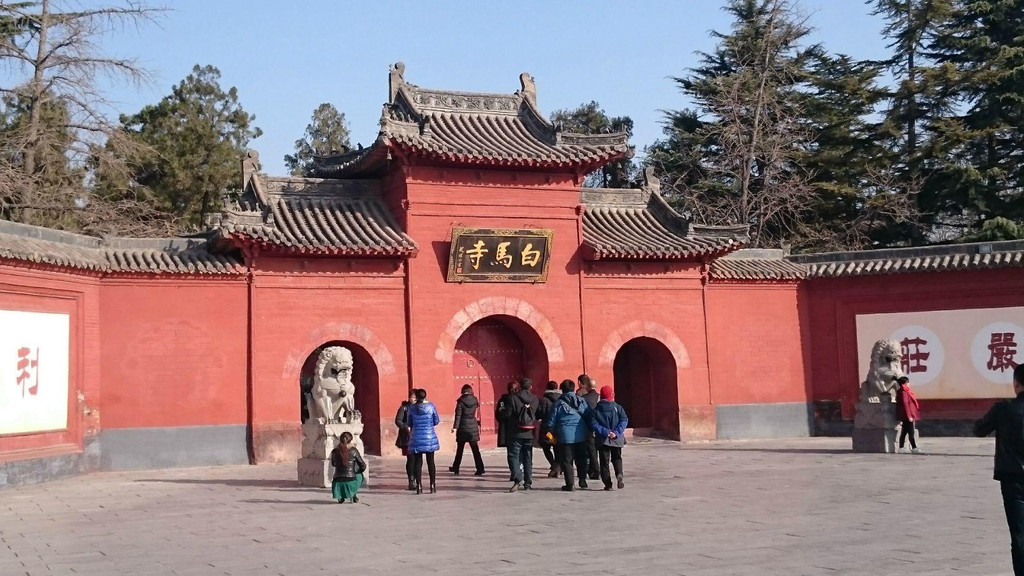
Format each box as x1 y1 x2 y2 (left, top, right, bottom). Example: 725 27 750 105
306 346 358 423
860 339 904 403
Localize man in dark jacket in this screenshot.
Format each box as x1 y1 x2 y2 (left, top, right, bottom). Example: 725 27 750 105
506 377 538 492
449 384 485 476
535 381 561 477
974 364 1024 575
578 374 601 480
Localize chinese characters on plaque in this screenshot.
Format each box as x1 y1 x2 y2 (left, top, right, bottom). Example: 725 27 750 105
856 308 1024 399
447 228 553 283
0 309 70 435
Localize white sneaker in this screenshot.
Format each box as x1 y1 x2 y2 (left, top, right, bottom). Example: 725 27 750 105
897 448 906 454
911 448 923 454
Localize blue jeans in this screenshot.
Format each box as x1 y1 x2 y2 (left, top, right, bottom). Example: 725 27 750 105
507 438 533 486
1002 480 1024 575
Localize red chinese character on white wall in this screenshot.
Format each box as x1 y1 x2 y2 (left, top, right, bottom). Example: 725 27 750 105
987 332 1019 372
900 337 931 374
16 346 39 397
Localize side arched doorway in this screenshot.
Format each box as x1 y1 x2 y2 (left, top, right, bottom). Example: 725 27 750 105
613 337 679 440
452 315 549 446
299 340 381 455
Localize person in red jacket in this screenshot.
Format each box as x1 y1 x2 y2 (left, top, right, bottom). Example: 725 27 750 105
896 376 922 454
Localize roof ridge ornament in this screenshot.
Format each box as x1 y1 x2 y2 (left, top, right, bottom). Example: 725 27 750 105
389 61 406 103
644 166 661 195
518 72 537 107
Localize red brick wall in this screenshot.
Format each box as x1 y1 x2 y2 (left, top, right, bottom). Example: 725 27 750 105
248 256 408 462
705 283 810 405
0 264 98 464
805 267 1024 421
98 277 248 430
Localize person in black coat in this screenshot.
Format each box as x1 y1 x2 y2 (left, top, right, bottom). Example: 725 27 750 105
974 364 1024 575
449 384 485 475
578 374 601 480
394 390 417 491
505 377 539 492
495 380 519 450
535 380 561 477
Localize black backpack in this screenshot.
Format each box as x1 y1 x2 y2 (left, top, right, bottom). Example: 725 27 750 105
513 395 536 430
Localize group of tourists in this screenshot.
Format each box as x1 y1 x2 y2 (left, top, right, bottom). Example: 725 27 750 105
389 374 629 494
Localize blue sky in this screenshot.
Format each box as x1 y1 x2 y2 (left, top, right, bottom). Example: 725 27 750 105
92 1 889 175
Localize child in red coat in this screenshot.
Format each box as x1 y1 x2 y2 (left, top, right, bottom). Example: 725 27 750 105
896 376 922 454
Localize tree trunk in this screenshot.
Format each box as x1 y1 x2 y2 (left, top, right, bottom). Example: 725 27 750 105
21 0 50 224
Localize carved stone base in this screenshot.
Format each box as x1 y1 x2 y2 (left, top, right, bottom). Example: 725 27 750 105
297 418 369 487
852 399 899 453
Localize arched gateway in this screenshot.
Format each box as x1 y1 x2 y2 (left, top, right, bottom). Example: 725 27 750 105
613 337 680 440
299 341 381 454
452 315 549 445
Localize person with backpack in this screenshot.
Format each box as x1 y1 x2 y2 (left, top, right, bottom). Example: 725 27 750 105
535 380 561 478
505 377 538 492
895 376 923 454
449 384 485 476
589 385 628 491
546 379 591 491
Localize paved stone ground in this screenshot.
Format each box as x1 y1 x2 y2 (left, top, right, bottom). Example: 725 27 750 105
0 437 1014 575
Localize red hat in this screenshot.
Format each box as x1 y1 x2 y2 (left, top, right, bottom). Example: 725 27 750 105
600 386 614 401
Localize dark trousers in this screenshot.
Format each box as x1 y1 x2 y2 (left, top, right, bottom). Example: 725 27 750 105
899 420 918 449
507 438 534 486
557 442 589 487
412 452 436 486
584 433 599 478
540 440 557 467
405 453 415 480
599 445 623 488
1002 480 1024 576
452 440 484 473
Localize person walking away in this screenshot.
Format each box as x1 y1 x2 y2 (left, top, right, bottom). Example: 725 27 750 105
536 380 561 478
546 379 591 491
578 374 601 480
496 381 519 480
449 384 485 476
974 364 1024 575
506 377 538 492
895 376 922 454
408 388 441 494
330 431 366 503
590 386 628 490
395 390 417 490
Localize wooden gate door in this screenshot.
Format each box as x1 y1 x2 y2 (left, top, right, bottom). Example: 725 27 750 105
452 319 525 446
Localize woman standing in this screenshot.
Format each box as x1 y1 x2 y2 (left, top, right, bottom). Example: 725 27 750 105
394 390 417 490
590 386 628 491
407 388 441 494
330 431 366 503
449 384 485 476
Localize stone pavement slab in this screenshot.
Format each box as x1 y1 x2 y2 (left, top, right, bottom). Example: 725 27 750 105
0 437 1013 575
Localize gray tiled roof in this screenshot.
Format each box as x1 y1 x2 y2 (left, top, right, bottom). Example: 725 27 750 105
789 240 1024 278
710 249 807 281
0 220 242 274
313 64 631 178
580 187 747 260
215 173 417 256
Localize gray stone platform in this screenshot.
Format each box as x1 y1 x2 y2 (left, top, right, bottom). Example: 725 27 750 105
0 437 1011 575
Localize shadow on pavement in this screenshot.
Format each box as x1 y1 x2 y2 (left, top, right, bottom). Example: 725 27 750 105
691 447 989 457
135 478 309 489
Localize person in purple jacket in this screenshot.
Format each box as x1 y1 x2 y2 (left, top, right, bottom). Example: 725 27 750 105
407 388 440 494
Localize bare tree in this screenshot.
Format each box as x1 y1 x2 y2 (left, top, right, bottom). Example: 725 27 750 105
0 0 171 234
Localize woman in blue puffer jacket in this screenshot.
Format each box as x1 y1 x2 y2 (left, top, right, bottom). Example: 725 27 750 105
407 388 440 494
546 379 592 491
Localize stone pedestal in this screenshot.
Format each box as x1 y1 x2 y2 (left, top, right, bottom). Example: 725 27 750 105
296 418 367 488
852 398 899 453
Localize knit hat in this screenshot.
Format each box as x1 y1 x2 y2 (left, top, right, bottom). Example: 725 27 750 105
600 386 614 401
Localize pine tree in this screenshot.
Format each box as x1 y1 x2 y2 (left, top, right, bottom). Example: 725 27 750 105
116 65 262 229
549 101 637 188
284 103 351 177
925 0 1024 236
